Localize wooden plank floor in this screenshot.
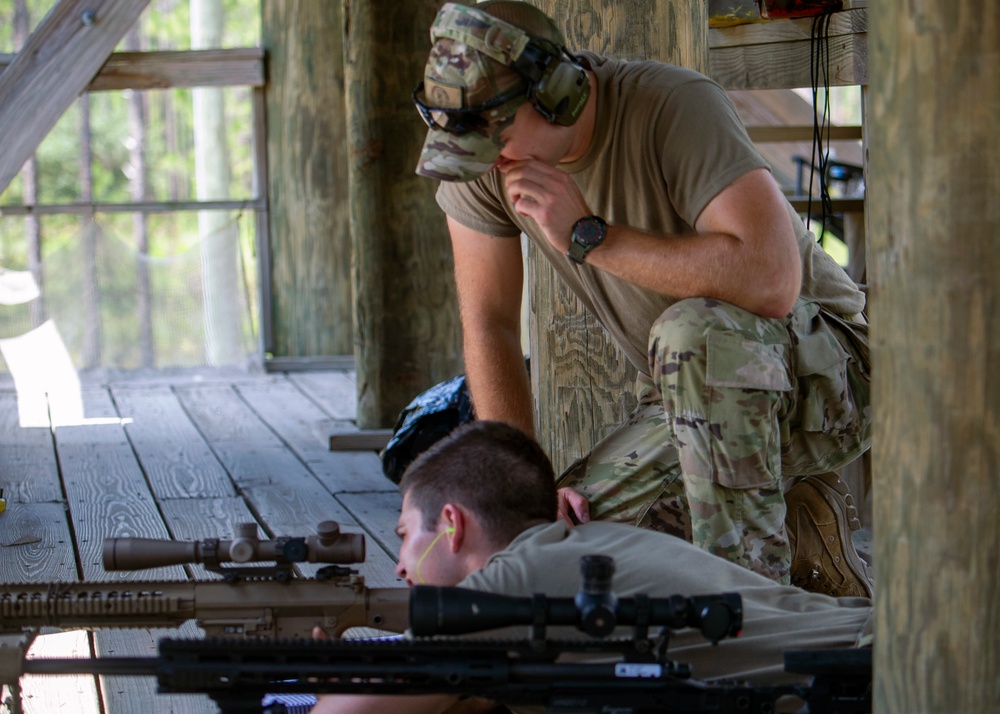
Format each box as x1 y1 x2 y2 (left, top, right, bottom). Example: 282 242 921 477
0 366 403 714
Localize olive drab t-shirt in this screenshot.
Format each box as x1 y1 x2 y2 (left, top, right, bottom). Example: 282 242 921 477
458 521 872 688
436 53 866 378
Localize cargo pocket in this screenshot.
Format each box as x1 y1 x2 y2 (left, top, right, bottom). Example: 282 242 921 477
789 301 860 434
706 332 793 392
702 330 792 489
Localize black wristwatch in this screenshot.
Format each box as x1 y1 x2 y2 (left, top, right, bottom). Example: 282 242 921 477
567 215 607 264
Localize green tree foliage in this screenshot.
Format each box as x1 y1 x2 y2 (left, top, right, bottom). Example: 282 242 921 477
0 1 261 368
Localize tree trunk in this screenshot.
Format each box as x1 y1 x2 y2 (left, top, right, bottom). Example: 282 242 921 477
343 0 462 428
192 0 243 365
528 0 708 474
868 2 999 712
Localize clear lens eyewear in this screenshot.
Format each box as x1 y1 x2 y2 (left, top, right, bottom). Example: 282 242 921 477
413 80 528 135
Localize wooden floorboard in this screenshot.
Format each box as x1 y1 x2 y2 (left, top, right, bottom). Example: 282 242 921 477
20 631 101 714
0 366 403 713
0 391 61 504
235 379 393 494
96 622 214 714
338 491 404 559
287 370 358 420
0 502 76 581
111 385 237 500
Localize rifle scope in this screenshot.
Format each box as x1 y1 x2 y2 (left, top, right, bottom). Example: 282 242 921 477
103 521 365 571
411 555 742 644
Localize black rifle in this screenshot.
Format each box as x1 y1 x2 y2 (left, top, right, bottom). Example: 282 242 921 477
18 556 872 714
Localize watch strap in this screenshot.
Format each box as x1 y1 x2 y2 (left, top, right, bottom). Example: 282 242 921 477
567 215 607 264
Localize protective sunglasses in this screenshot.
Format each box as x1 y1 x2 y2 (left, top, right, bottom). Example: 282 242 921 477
412 80 528 135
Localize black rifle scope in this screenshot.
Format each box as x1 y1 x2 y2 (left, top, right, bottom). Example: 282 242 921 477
410 555 742 644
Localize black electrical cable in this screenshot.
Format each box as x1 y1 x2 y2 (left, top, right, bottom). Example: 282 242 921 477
808 11 836 243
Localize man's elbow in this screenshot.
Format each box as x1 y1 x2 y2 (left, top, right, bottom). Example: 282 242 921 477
756 265 801 318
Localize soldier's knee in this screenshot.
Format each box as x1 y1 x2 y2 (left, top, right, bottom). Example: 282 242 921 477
648 298 736 375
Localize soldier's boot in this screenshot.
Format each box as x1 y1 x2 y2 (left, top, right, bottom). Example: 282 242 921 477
785 472 874 598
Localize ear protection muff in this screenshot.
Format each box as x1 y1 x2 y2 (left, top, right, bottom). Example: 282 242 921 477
515 38 590 126
430 3 590 127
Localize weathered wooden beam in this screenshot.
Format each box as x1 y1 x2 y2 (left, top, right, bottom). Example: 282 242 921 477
327 431 392 452
868 0 999 711
0 49 263 90
0 0 152 196
92 49 263 90
0 199 264 216
709 7 867 89
710 5 866 47
746 124 863 142
786 196 864 213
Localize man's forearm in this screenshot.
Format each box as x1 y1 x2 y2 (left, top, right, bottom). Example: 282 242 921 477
462 326 534 436
585 224 801 319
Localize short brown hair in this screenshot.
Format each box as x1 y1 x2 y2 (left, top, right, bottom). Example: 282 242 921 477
399 421 558 547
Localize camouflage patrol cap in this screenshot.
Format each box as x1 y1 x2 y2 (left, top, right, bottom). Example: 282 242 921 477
414 1 566 182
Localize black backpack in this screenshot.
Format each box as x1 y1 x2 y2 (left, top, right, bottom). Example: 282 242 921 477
380 374 474 484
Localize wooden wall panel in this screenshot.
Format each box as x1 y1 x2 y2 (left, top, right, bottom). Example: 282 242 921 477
528 0 708 474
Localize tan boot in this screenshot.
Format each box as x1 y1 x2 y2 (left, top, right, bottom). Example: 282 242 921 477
785 472 874 598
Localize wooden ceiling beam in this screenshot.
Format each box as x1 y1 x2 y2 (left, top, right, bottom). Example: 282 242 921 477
0 0 152 195
709 6 867 89
0 49 265 91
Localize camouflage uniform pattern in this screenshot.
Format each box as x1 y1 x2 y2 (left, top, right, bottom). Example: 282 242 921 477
558 297 871 584
415 2 566 182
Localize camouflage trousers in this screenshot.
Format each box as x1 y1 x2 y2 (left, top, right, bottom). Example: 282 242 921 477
556 297 872 584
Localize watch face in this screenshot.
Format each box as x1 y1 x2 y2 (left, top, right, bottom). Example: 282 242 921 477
574 218 605 246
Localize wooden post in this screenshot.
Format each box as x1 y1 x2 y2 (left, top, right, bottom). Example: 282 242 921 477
528 0 708 474
868 2 999 712
343 0 463 429
263 2 353 358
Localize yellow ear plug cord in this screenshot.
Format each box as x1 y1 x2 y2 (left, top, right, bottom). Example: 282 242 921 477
415 527 454 584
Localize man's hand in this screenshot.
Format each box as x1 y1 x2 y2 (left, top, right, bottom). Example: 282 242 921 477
557 487 590 526
499 159 591 253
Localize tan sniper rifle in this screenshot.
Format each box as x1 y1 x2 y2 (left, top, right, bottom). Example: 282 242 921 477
0 521 409 712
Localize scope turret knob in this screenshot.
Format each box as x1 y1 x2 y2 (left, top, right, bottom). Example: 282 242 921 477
316 521 340 546
235 523 258 539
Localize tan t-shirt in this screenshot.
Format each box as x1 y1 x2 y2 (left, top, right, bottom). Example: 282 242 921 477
459 521 871 687
437 54 865 377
